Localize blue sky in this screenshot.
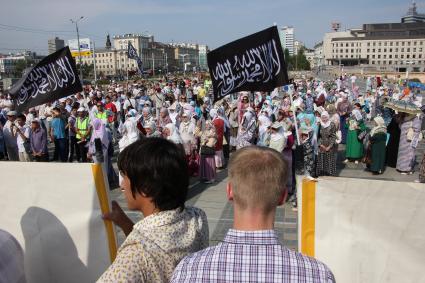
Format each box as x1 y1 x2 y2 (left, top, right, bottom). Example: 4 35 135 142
0 0 423 54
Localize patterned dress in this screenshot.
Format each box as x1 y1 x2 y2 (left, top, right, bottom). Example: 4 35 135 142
316 123 338 176
396 116 422 172
98 207 209 283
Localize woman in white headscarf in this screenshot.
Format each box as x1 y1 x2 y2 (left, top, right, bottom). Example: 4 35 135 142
236 107 257 150
344 103 366 164
257 109 272 146
266 122 286 153
366 116 387 174
118 114 139 152
316 111 338 176
163 123 183 145
199 120 217 183
210 108 225 169
179 111 196 155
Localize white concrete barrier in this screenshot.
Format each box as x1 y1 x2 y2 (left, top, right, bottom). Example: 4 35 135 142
298 177 425 283
0 162 117 283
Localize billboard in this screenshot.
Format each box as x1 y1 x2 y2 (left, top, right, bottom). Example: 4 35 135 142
68 38 92 57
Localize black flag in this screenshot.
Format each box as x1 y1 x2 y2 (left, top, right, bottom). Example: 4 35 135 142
207 26 288 102
8 46 82 112
128 42 143 75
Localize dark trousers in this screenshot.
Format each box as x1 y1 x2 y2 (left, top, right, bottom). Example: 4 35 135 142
77 139 88 162
68 136 79 162
33 154 48 162
54 138 67 162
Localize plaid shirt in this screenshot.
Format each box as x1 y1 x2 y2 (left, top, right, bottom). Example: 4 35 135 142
171 229 335 283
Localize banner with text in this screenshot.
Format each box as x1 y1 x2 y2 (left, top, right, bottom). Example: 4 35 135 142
68 38 92 57
9 46 82 112
207 26 288 102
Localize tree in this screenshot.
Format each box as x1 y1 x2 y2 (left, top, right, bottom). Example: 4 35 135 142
283 48 310 71
12 59 35 77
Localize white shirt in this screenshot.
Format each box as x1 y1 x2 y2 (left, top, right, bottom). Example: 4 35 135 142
16 125 30 153
123 98 136 111
113 101 122 112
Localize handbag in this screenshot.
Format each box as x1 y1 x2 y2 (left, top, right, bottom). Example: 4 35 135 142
200 145 215 156
358 130 367 141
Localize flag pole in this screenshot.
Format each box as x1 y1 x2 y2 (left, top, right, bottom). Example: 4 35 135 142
126 47 129 93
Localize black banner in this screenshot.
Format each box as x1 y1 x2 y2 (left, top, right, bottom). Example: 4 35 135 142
207 26 288 102
128 42 143 75
9 46 82 112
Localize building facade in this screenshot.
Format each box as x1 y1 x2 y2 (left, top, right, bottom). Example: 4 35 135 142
323 4 425 72
198 44 208 71
48 37 65 55
78 34 207 77
279 26 295 55
402 1 425 23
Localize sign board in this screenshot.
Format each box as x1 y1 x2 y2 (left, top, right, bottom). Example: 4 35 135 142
68 38 92 57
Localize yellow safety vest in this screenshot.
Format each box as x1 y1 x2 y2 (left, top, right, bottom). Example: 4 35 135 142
76 117 89 140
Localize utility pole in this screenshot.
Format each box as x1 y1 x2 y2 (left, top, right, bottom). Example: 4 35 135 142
92 41 97 86
179 53 188 76
152 52 155 77
70 16 84 83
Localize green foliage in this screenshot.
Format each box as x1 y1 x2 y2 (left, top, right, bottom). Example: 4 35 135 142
284 48 311 71
13 59 35 77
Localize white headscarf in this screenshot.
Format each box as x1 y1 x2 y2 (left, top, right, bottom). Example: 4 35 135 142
165 123 183 144
320 111 331 128
119 117 139 152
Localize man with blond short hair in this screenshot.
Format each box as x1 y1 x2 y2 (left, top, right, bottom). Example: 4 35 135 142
171 146 335 282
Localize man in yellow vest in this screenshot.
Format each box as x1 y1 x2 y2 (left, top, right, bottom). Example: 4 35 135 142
95 102 108 124
76 107 91 162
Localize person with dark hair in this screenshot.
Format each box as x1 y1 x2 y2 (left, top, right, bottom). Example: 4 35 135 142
98 138 209 283
15 114 31 162
50 108 67 162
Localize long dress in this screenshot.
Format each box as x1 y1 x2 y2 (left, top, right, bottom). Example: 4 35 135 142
213 118 225 168
396 116 422 172
316 123 337 176
283 134 294 193
368 132 387 173
345 119 366 160
385 118 400 168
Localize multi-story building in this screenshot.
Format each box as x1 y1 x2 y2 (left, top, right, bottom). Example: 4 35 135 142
402 1 425 23
198 44 209 71
323 4 425 72
48 37 65 55
0 51 42 76
324 23 425 72
79 34 206 77
279 26 295 55
313 42 324 67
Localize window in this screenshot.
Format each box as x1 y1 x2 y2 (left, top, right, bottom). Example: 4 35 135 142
372 60 375 64
390 48 392 52
384 55 386 59
340 49 343 53
379 42 382 46
407 42 411 46
401 48 404 52
367 55 370 59
413 54 416 59
420 54 423 58
367 42 371 46
402 42 405 46
384 49 387 52
389 61 392 65
389 54 392 58
373 42 376 46
372 55 376 58
351 49 354 53
384 42 387 46
351 55 354 58
413 48 416 52
346 49 349 53
367 49 370 52
378 49 381 52
390 42 393 46
401 54 404 59
396 42 399 46
395 54 398 58
378 55 381 59
407 48 410 52
351 43 354 47
395 48 398 52
414 41 417 46
373 49 376 52
346 43 349 47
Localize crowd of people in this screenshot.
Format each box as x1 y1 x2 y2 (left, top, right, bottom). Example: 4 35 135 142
0 72 424 190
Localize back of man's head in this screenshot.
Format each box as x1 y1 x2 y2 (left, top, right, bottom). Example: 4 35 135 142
228 146 288 213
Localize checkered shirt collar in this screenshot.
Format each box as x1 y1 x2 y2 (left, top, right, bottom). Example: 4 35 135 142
223 229 280 245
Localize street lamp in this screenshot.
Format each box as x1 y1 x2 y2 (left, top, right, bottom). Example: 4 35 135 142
70 16 84 83
179 53 188 76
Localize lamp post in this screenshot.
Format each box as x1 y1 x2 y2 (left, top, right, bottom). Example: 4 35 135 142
70 16 84 82
179 53 188 76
